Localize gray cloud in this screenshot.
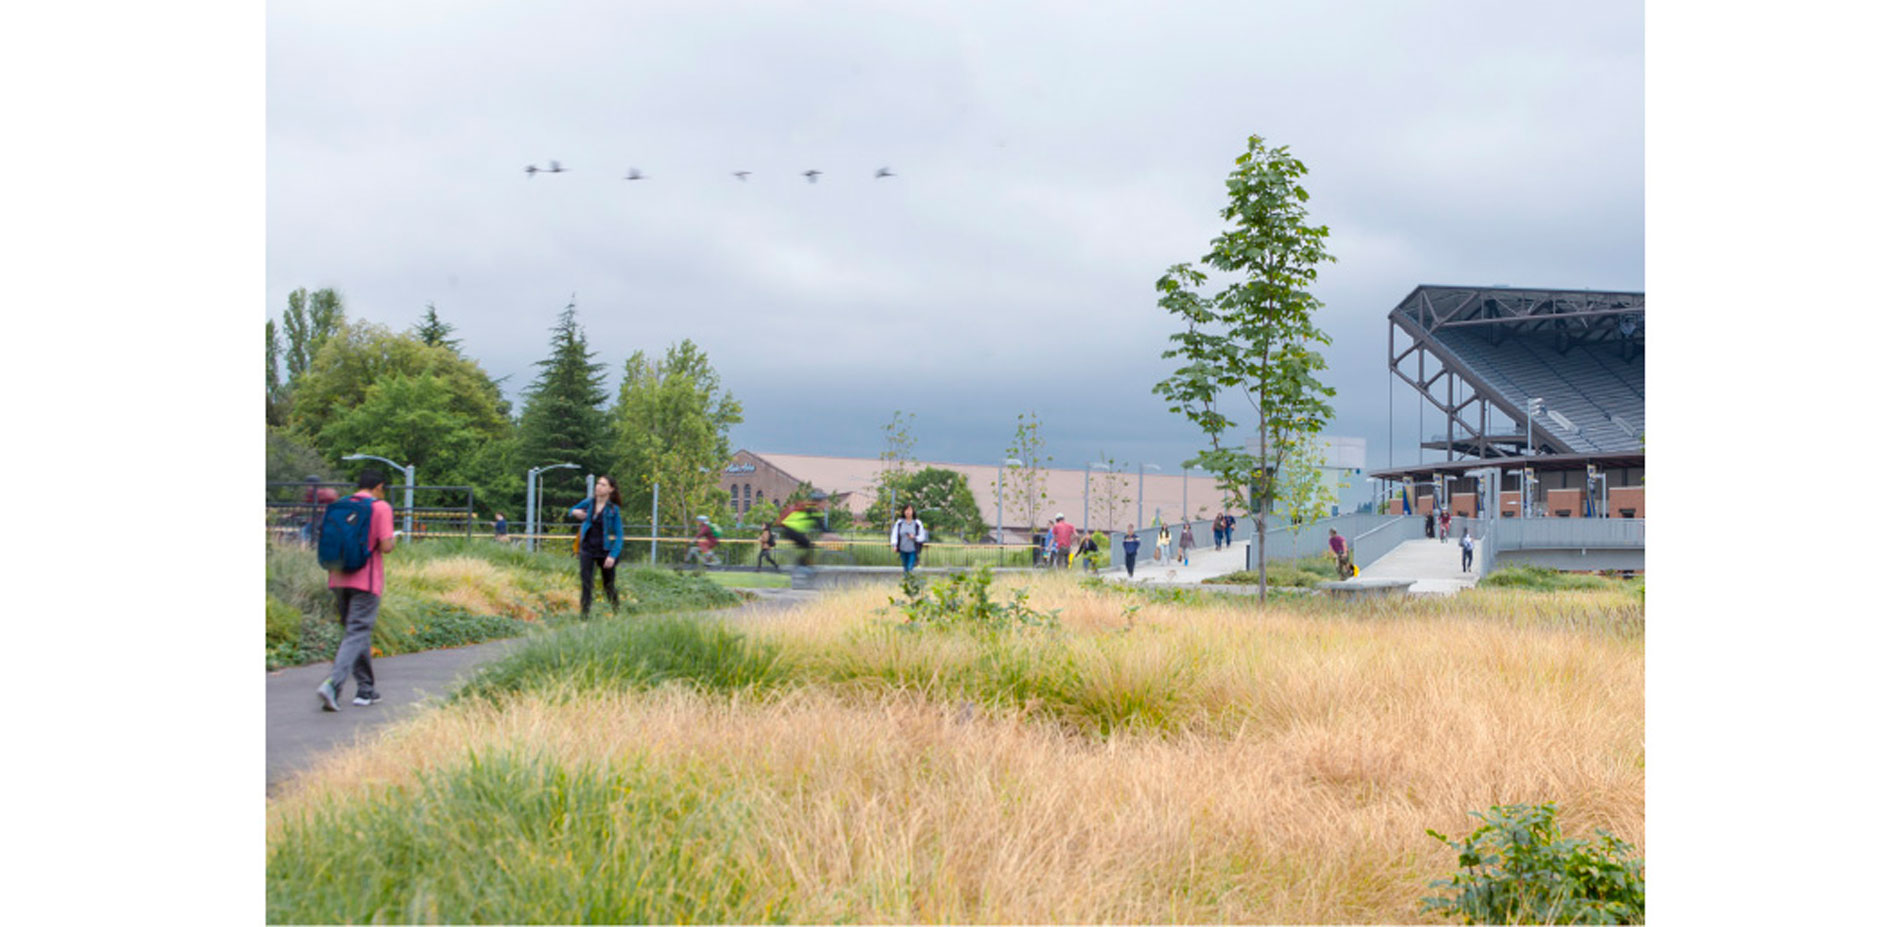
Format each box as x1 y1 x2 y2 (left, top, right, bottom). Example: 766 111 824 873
268 0 1642 502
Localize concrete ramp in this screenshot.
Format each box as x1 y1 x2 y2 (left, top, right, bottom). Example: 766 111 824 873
1353 538 1481 595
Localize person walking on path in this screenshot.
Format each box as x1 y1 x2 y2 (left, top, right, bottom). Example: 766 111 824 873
1424 510 1435 539
492 512 508 541
568 476 625 616
1224 512 1238 550
1212 511 1227 550
890 504 928 575
1328 527 1352 580
1122 524 1141 577
756 525 779 571
1154 524 1172 563
1176 520 1195 566
1439 508 1452 544
1460 528 1475 573
317 468 397 711
1049 514 1078 570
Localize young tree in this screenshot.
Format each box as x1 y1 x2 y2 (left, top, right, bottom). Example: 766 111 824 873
993 412 1051 534
865 411 918 527
608 339 744 532
1272 433 1345 532
516 304 611 518
1154 137 1338 602
413 302 461 351
1091 454 1135 533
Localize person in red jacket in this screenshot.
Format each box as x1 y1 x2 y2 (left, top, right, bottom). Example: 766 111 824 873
1049 514 1079 569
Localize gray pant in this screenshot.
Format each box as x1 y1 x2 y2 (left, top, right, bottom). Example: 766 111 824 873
328 588 380 696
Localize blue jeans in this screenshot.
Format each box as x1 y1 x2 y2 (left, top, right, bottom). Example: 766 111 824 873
899 550 918 573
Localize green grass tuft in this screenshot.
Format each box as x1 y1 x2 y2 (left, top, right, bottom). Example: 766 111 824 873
457 614 786 703
266 751 791 924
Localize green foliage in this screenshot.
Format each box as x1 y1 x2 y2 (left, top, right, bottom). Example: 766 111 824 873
1152 137 1337 599
279 286 344 385
1481 566 1628 593
266 752 788 924
608 339 744 531
867 466 986 541
886 566 1061 631
740 497 781 530
1421 803 1645 925
1203 554 1335 588
265 427 340 487
315 369 515 510
412 301 460 350
457 614 784 703
517 304 611 517
1272 432 1347 532
288 321 511 453
265 319 285 425
996 412 1052 531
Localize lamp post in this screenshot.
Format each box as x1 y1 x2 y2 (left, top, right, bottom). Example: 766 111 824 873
1182 464 1203 525
995 458 1023 544
1084 461 1110 533
525 463 579 552
1136 463 1162 529
342 454 414 541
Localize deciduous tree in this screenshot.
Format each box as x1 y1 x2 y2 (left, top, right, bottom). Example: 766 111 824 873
608 339 744 531
1154 137 1338 602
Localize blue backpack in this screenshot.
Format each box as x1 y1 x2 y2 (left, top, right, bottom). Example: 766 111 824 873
317 496 376 573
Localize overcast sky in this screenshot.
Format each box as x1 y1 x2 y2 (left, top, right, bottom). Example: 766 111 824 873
266 0 1643 503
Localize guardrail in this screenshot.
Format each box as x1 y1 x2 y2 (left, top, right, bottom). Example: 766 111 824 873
1489 517 1645 550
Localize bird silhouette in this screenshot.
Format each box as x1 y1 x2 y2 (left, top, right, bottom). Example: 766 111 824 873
732 170 751 181
546 161 566 173
524 164 539 178
875 167 895 179
625 168 644 180
803 169 822 183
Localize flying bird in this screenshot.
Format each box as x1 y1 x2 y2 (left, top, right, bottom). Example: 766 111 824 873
732 170 751 181
524 164 539 178
803 169 822 183
875 167 895 179
625 168 644 180
546 160 567 173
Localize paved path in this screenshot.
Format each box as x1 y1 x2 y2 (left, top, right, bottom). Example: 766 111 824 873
1349 537 1482 595
264 591 820 797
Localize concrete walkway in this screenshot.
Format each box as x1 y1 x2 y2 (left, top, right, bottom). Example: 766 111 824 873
1348 537 1483 595
264 591 820 797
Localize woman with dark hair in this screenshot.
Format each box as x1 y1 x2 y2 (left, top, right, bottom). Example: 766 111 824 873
890 503 928 575
568 475 625 616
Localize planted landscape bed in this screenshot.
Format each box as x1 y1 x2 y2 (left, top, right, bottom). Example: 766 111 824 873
264 538 741 669
268 572 1643 923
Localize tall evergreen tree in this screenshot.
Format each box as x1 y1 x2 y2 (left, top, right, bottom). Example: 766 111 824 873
516 304 610 515
413 302 461 351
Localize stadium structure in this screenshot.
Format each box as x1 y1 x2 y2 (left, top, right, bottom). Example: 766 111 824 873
1371 284 1645 524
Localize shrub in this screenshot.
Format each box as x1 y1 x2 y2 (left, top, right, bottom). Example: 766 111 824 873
887 566 1061 630
1421 802 1644 924
457 615 785 703
1480 566 1625 593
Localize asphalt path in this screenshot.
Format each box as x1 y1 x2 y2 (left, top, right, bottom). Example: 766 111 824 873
264 589 820 797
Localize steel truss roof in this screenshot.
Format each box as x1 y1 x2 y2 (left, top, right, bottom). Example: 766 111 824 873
1389 284 1644 462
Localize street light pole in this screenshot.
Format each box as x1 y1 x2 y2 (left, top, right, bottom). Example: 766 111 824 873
343 454 414 541
1137 463 1162 529
525 463 579 553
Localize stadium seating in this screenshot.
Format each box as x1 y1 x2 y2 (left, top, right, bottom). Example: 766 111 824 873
1431 327 1644 455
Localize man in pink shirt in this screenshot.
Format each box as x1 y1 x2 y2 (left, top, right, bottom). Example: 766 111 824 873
318 468 398 711
1049 514 1078 569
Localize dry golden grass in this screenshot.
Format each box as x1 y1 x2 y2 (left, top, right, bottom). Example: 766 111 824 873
273 574 1643 923
388 555 579 618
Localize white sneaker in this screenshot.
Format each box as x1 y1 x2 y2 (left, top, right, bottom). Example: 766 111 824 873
316 679 340 712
